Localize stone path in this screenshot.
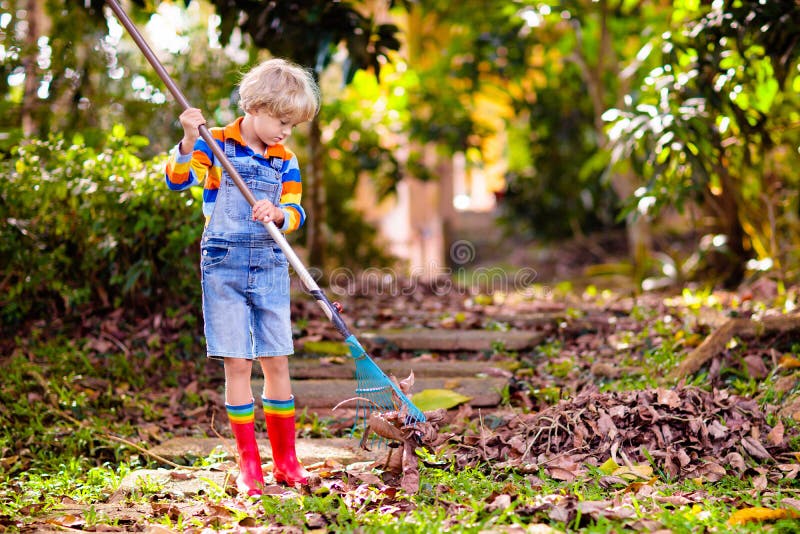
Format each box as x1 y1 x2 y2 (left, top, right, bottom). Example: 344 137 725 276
147 329 535 482
361 328 544 351
148 437 375 466
269 353 514 412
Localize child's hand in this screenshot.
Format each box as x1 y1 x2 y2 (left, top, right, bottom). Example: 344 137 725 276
252 199 285 227
178 108 205 154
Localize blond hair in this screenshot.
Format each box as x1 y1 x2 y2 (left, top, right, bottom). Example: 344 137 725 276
238 59 320 123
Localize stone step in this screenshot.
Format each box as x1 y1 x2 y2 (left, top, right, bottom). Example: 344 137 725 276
148 436 375 465
361 328 543 352
253 376 507 410
288 357 511 380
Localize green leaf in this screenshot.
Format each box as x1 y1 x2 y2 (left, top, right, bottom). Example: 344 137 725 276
304 340 351 356
599 457 620 475
411 389 471 411
753 78 778 114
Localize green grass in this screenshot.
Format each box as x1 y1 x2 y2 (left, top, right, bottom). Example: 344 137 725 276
4 308 800 533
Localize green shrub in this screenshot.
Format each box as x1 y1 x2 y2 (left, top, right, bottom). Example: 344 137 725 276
0 125 203 325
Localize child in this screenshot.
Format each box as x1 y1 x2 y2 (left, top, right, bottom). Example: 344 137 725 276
165 58 320 496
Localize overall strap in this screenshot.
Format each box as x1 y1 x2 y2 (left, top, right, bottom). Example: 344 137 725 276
224 137 236 158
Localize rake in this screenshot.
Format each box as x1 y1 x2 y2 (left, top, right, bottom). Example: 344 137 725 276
105 0 426 426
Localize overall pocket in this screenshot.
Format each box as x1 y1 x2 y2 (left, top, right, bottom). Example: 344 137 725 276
200 243 230 269
271 246 289 266
224 167 281 222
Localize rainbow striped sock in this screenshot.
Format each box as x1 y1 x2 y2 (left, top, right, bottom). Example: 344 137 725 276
226 401 256 425
262 396 295 419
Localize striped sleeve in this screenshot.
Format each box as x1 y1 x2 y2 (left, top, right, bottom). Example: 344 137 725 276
164 134 218 190
278 152 306 233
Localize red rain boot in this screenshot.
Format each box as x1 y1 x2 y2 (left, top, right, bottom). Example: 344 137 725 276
263 396 309 485
227 403 265 496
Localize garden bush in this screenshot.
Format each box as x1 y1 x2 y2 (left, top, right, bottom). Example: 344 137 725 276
0 126 203 326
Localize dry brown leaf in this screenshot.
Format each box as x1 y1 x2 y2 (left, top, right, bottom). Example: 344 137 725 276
767 420 785 447
742 436 773 461
486 493 513 512
725 452 746 472
780 498 800 511
654 494 694 507
547 467 577 482
349 471 383 485
400 439 420 493
743 355 769 379
707 420 728 439
697 461 727 482
752 474 768 490
656 388 681 409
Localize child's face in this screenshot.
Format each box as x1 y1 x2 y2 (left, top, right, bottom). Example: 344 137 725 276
251 112 296 147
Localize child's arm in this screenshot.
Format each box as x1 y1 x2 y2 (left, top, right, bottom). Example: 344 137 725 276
165 108 213 191
252 151 305 232
177 108 205 155
276 152 306 233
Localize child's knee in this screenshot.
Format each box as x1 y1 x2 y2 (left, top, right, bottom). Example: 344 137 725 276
259 355 289 374
225 358 253 376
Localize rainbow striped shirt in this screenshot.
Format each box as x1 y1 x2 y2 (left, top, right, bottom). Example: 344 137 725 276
164 116 305 233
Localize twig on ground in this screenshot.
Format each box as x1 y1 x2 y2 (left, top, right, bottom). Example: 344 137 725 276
103 434 194 470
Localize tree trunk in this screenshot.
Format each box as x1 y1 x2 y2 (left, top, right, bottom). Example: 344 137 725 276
570 0 653 273
703 169 747 288
21 0 43 137
306 115 326 269
607 169 653 280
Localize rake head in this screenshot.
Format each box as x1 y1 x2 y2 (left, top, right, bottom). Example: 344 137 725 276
345 335 427 427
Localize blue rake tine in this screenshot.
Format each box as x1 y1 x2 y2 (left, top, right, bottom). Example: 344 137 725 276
346 335 426 425
355 383 394 412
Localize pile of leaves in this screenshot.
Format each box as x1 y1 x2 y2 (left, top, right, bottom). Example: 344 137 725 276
447 384 798 484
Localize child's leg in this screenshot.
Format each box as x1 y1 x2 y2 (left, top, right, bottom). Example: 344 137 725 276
224 358 255 404
223 358 264 496
259 356 308 485
259 356 292 400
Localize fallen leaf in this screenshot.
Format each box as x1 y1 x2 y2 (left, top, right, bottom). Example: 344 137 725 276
624 476 658 494
767 420 785 447
724 452 746 472
46 515 83 528
612 463 654 481
655 494 694 507
781 498 800 511
656 388 681 408
743 355 769 379
752 474 768 491
598 457 620 475
728 507 800 526
411 389 471 411
547 467 577 482
487 493 513 512
779 355 800 369
349 471 383 485
742 436 773 461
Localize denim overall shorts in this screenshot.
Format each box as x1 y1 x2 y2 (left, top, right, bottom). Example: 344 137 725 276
200 138 293 359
